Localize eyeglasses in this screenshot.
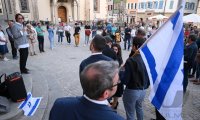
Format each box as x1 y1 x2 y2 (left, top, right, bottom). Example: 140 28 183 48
111 80 121 88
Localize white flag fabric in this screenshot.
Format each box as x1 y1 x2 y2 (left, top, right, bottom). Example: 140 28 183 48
18 92 42 116
139 2 185 120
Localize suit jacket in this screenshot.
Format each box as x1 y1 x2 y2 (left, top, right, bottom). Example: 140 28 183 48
49 96 124 120
79 54 112 74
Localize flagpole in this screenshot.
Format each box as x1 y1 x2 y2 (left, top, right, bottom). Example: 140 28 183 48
138 5 183 51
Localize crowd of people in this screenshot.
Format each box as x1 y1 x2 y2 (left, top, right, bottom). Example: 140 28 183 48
1 12 199 120
184 24 200 91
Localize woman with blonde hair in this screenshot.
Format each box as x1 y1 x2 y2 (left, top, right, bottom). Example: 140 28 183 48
26 24 37 56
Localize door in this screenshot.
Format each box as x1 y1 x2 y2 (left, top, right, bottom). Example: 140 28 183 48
58 6 67 22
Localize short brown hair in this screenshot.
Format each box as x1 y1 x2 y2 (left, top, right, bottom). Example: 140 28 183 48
15 13 24 21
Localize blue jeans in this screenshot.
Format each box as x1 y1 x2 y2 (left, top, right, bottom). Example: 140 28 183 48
49 37 54 49
58 32 63 43
85 35 90 45
124 38 131 50
123 88 146 120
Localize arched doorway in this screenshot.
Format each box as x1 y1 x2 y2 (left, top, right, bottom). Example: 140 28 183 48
58 6 67 22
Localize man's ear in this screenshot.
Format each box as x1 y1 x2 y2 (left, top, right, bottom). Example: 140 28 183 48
101 90 110 99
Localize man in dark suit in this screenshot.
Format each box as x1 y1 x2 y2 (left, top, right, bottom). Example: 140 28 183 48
79 34 112 74
50 61 124 120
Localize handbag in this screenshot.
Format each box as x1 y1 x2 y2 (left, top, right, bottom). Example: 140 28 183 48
6 72 27 102
0 74 10 98
0 96 10 113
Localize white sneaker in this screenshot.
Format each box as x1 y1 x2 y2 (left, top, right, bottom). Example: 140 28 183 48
83 44 86 47
3 57 9 61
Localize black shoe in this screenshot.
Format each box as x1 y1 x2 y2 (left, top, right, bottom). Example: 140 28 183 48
13 56 18 60
21 71 30 74
42 50 45 52
25 68 30 71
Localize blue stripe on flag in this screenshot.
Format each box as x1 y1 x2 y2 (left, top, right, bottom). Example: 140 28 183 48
141 44 158 83
19 93 32 109
152 28 184 109
27 98 40 116
171 11 180 30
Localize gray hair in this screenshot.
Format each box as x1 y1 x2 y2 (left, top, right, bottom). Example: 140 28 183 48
80 61 119 100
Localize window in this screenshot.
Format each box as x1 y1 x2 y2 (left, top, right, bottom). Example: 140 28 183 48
128 3 130 9
185 2 189 9
19 0 30 13
159 0 164 9
141 2 144 9
94 0 100 12
169 0 174 9
154 1 158 9
147 2 153 9
190 3 195 10
135 3 137 9
111 5 113 10
185 2 195 10
131 3 133 9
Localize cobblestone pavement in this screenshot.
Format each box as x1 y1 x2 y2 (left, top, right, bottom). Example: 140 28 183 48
2 26 200 120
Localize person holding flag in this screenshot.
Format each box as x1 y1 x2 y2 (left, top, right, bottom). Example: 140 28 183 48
120 37 150 120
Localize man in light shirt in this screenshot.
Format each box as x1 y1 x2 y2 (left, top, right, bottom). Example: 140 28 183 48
50 61 124 120
11 13 30 74
64 23 71 44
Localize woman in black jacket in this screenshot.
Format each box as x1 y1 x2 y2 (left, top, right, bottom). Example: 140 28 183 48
111 43 124 109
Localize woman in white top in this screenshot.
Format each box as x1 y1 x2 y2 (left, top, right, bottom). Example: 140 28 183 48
0 26 9 61
27 24 37 56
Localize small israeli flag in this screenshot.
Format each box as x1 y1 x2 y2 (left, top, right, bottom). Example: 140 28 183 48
18 92 42 116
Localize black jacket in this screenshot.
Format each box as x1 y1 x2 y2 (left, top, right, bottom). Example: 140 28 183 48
102 45 117 60
120 54 149 89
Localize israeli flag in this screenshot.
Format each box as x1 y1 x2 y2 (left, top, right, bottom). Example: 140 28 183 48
139 2 185 120
18 92 42 116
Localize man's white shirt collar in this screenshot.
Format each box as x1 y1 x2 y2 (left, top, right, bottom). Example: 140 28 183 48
84 95 109 105
91 52 102 55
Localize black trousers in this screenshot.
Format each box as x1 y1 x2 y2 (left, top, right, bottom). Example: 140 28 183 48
65 31 71 44
9 39 17 58
19 48 29 72
38 36 44 52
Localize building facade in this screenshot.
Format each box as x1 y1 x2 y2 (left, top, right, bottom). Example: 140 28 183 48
0 0 108 25
123 0 198 24
126 0 138 24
